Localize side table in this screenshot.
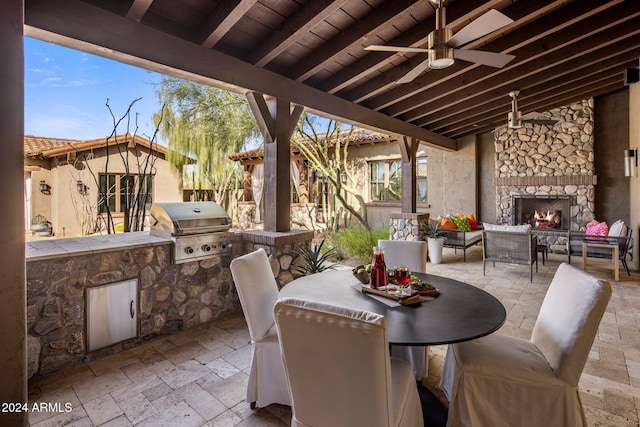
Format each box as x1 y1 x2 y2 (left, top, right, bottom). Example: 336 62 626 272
537 243 548 265
582 241 619 281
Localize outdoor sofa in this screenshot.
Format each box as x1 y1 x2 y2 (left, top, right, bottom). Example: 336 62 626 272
439 228 483 262
567 227 633 276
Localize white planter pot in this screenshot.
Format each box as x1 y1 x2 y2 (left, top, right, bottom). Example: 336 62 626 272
427 238 444 264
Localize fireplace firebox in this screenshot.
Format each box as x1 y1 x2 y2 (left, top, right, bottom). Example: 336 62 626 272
512 195 571 230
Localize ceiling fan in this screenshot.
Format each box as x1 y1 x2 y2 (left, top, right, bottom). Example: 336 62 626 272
508 90 559 129
364 0 516 84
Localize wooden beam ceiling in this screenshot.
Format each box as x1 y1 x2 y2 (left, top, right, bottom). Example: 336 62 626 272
23 0 640 145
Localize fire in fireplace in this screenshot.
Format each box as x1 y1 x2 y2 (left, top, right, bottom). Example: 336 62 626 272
512 195 571 230
528 209 561 229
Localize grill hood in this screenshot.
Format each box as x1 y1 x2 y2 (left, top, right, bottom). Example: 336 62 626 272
150 202 231 236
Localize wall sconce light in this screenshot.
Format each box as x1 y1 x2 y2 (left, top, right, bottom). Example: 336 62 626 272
39 180 51 194
624 149 638 177
77 180 88 194
340 172 347 184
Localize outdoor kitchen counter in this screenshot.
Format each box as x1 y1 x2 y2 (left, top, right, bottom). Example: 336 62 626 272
25 231 245 379
26 231 172 261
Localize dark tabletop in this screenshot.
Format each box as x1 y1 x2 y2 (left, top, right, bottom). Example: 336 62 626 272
279 269 506 346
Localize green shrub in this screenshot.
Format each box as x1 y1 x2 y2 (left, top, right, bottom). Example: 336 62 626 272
327 226 388 264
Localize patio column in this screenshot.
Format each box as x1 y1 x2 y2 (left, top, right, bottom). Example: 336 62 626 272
247 93 303 231
400 136 419 213
0 0 27 425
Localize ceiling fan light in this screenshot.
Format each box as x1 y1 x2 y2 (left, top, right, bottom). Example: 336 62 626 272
429 55 454 69
428 28 454 69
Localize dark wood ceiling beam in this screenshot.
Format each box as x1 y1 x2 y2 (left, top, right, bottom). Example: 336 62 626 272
405 13 640 125
437 62 635 137
24 0 456 151
422 46 640 130
391 2 637 123
247 0 348 67
318 0 497 94
429 55 640 133
288 0 422 82
337 0 563 109
357 0 624 113
198 0 258 48
125 0 153 23
450 80 623 139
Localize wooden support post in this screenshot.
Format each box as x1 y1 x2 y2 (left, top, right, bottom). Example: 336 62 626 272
247 93 303 231
0 1 27 425
399 136 419 213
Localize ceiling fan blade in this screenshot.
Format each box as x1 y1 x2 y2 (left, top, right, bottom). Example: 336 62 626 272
453 49 515 68
397 58 431 84
448 9 513 48
521 111 558 125
365 45 429 53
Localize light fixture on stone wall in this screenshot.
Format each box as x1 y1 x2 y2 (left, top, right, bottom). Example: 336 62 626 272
624 149 637 177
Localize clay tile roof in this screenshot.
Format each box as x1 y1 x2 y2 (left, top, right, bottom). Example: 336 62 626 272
24 135 81 157
229 127 395 161
24 133 172 158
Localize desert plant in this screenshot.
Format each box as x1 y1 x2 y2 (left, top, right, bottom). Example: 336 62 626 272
424 222 446 239
329 226 388 264
292 239 337 277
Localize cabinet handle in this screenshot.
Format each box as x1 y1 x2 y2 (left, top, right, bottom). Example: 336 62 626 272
130 300 135 318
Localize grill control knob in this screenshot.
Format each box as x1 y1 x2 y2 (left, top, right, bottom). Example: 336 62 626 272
184 247 194 255
201 244 211 252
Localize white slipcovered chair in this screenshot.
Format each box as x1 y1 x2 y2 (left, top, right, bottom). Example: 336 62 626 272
440 262 611 427
274 297 424 427
378 239 428 379
230 248 290 408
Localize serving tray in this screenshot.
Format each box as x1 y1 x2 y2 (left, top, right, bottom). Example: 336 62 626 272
361 284 435 305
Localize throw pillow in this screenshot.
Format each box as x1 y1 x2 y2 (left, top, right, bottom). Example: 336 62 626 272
586 220 608 236
467 213 479 230
439 217 457 230
608 220 627 237
451 215 471 232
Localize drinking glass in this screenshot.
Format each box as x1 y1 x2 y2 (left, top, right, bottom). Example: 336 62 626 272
394 266 411 296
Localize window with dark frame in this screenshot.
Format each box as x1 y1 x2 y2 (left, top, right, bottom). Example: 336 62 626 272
369 158 428 203
99 173 153 214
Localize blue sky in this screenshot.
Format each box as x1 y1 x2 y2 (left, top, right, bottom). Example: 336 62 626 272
24 37 165 141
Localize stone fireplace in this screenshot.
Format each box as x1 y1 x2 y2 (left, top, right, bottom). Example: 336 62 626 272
494 99 596 232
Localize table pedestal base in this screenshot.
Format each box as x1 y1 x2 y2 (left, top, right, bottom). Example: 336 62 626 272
417 382 447 427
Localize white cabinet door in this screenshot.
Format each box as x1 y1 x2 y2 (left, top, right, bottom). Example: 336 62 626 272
87 279 138 352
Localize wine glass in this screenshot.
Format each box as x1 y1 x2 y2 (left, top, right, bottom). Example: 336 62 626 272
394 266 411 296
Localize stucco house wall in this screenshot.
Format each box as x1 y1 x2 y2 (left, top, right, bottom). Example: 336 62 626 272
25 135 184 238
231 130 479 230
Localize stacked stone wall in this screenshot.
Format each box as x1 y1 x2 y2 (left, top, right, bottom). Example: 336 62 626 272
494 99 595 230
27 234 243 379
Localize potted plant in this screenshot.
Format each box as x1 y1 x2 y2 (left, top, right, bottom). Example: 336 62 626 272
424 223 445 264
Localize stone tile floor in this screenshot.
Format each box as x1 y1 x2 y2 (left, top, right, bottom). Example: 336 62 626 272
28 247 640 426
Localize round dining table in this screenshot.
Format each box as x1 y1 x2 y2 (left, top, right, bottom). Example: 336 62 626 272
279 268 506 347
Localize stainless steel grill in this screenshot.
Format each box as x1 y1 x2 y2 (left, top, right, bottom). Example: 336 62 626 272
150 202 233 264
